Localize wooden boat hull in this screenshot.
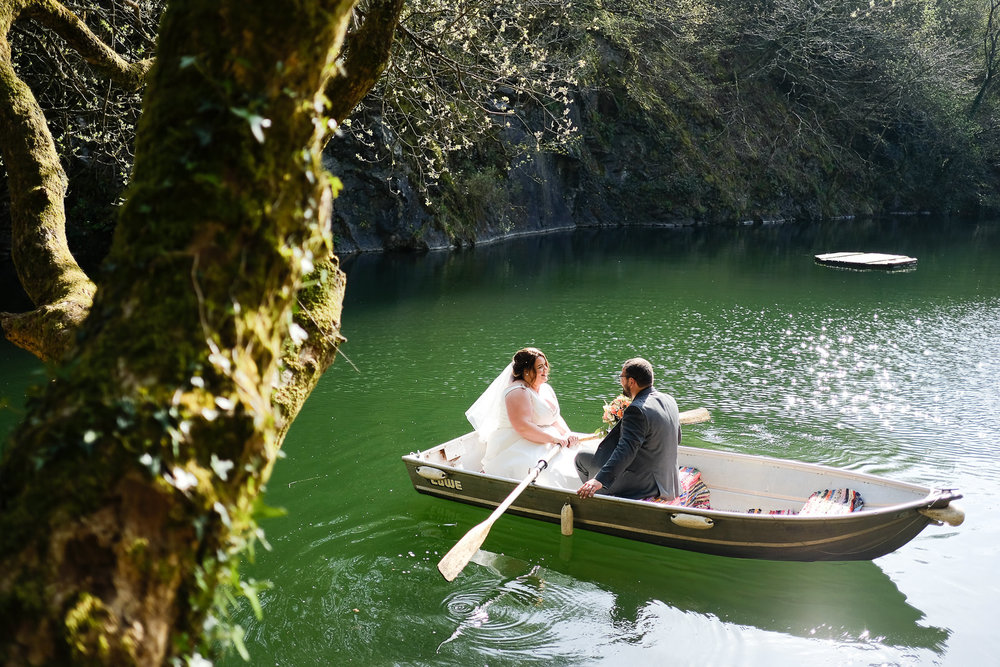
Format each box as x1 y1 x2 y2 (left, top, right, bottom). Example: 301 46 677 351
403 433 963 562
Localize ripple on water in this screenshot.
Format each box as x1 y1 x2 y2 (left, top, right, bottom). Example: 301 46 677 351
437 567 603 662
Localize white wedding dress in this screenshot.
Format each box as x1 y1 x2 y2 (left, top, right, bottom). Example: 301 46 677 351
469 374 582 489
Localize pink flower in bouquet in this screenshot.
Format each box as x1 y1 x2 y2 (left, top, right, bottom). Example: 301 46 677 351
602 394 632 428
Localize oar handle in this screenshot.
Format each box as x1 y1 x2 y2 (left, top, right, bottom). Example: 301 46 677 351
576 406 711 444
679 407 711 424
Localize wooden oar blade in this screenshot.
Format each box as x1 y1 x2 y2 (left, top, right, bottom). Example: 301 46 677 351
680 407 710 424
437 446 559 581
437 520 492 581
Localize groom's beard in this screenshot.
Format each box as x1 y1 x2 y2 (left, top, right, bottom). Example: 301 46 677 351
623 385 633 398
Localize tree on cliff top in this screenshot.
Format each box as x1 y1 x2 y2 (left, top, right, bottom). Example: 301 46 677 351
0 0 404 661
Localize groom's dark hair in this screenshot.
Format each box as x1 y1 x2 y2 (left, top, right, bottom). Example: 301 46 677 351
623 358 654 387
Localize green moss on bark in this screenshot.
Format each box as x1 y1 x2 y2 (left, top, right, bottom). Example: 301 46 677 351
0 0 355 662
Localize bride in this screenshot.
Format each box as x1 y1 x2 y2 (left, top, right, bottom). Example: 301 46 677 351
465 347 583 489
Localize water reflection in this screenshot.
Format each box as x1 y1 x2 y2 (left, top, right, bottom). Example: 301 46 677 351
421 502 949 666
235 508 948 667
438 564 579 658
219 218 997 665
339 221 1000 481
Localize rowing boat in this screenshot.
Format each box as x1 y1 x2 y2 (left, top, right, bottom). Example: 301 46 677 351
402 432 964 562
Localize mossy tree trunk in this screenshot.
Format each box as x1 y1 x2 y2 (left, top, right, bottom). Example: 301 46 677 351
0 0 366 662
324 0 405 124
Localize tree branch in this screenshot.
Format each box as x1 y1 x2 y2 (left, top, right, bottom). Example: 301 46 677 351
969 0 1000 117
0 31 96 362
22 0 152 90
325 0 406 124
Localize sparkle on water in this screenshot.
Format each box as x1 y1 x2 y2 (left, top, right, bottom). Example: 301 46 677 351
1 218 996 666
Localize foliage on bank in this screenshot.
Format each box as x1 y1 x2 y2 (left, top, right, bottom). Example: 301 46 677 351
330 0 1000 250
3 0 997 256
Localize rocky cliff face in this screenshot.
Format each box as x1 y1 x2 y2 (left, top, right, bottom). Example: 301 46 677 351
324 91 698 256
324 148 444 253
325 124 589 255
322 8 1000 258
323 83 840 256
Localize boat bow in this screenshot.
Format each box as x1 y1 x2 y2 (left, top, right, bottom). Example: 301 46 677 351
918 489 965 526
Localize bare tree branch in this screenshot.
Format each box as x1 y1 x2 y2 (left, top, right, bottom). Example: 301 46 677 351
969 0 1000 116
23 0 152 90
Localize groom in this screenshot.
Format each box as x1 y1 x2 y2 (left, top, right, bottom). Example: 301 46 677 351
576 358 681 501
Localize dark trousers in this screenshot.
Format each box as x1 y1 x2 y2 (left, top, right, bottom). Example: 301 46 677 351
574 422 619 484
575 451 604 483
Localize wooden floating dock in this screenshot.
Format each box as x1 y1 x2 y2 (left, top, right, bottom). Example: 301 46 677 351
814 251 917 270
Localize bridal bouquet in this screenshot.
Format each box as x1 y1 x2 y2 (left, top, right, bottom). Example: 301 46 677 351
599 394 632 434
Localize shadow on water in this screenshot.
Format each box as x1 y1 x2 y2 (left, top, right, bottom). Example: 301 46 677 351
419 503 950 664
0 340 46 448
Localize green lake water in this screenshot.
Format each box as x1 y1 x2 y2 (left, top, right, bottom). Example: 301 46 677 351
1 217 998 665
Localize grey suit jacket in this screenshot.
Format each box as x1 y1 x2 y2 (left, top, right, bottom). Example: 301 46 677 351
594 386 681 500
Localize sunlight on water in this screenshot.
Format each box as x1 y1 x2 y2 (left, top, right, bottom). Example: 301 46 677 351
2 223 997 667
670 298 1000 488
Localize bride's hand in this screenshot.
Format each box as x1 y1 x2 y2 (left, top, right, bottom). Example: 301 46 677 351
561 434 579 448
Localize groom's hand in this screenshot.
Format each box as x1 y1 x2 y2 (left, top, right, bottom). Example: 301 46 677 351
577 478 603 498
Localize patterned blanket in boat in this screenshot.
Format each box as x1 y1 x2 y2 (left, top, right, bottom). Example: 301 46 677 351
643 466 711 508
747 488 865 515
643 467 864 515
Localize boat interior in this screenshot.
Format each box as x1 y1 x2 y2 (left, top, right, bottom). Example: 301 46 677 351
411 432 936 517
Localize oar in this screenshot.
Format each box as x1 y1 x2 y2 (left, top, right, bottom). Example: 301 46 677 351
436 406 712 581
679 407 711 425
437 444 563 581
576 406 711 443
